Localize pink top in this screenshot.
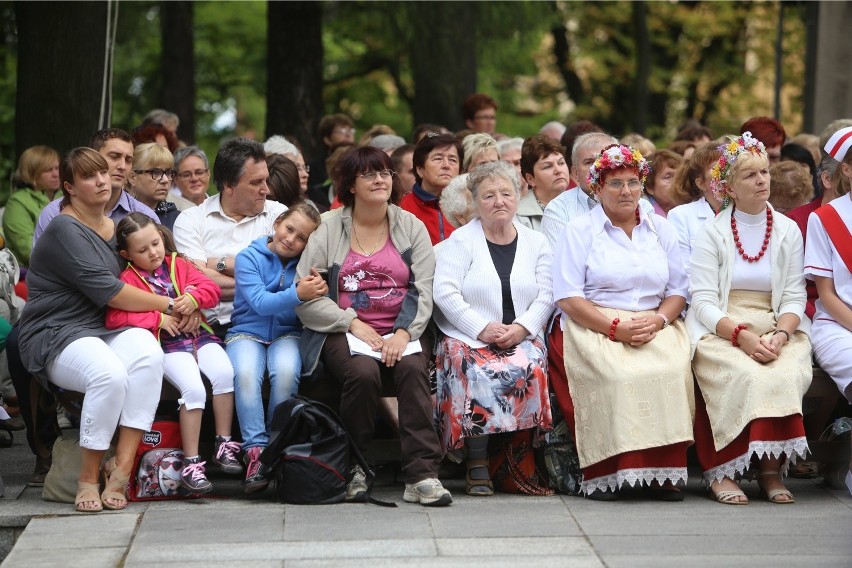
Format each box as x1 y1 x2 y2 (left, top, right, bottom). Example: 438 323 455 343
338 239 409 335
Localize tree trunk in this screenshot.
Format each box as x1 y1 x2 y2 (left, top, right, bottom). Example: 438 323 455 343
266 0 324 160
409 2 477 131
15 1 108 156
159 1 195 144
631 1 650 134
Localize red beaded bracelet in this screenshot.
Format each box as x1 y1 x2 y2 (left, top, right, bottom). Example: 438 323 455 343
609 318 620 342
731 323 747 347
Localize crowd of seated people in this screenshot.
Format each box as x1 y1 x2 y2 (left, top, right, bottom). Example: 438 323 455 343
3 97 852 514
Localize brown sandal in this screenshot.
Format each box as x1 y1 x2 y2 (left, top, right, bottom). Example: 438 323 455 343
466 458 494 496
101 457 130 510
75 481 103 513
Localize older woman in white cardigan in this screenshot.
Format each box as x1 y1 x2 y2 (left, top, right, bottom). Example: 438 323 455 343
433 160 553 496
687 132 811 505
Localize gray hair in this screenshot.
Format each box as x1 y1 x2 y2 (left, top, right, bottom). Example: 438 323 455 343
571 132 617 170
462 133 499 172
143 108 180 131
439 173 472 229
466 160 520 199
173 145 209 170
539 121 566 140
264 135 300 158
497 137 524 158
368 134 406 153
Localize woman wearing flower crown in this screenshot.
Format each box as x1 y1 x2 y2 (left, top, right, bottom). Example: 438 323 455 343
552 144 695 501
686 132 811 505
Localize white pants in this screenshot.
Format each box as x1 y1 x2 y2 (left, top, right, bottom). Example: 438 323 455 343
163 343 234 411
48 328 164 450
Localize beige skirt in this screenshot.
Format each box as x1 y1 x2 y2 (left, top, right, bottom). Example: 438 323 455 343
562 307 695 468
692 290 812 451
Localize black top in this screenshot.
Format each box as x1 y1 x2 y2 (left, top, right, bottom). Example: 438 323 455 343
486 235 518 325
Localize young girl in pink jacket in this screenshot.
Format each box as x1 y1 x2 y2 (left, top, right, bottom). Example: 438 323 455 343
106 212 239 494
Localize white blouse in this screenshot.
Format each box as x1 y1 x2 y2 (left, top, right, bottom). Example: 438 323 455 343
552 205 688 324
730 208 772 292
805 195 852 316
667 196 714 280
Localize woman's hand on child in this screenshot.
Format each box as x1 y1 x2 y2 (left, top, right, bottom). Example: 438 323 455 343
159 314 182 337
173 294 196 315
177 311 203 335
296 267 329 301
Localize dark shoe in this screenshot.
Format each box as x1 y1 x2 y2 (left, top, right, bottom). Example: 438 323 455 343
180 458 213 494
29 454 52 486
213 437 243 475
346 464 368 502
643 482 685 502
585 488 618 501
242 446 270 494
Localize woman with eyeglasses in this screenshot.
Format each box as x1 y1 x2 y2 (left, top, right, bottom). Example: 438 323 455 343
432 160 553 496
173 146 211 208
295 146 452 507
551 144 694 501
18 148 174 512
128 143 180 231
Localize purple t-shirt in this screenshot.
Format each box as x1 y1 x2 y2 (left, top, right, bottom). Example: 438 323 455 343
338 239 409 335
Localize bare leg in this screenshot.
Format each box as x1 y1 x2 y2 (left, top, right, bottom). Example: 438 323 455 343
212 393 234 438
102 426 145 509
758 456 793 503
179 406 203 457
78 447 106 511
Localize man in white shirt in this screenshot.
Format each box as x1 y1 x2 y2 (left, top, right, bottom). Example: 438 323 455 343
540 132 618 247
173 137 286 336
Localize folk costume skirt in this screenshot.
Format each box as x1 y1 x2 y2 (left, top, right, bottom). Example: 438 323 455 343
434 336 552 453
561 308 695 494
692 290 811 482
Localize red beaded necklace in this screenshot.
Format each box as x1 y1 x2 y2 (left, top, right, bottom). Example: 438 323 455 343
635 206 640 226
730 205 773 262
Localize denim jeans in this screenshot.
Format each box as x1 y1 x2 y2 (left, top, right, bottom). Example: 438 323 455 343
227 335 300 450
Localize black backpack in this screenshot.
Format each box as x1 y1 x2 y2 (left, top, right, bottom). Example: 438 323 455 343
258 396 395 506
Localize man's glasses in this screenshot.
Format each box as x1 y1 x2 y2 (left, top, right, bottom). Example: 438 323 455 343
176 169 209 181
135 168 177 181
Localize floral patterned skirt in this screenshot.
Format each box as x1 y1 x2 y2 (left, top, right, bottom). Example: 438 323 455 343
434 335 552 453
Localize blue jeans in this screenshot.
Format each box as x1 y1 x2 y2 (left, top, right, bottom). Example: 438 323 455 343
227 335 301 450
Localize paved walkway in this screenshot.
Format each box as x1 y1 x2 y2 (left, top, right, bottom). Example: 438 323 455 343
2 434 851 567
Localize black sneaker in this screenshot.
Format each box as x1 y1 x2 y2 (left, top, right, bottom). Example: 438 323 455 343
213 436 243 475
181 458 213 494
242 446 270 494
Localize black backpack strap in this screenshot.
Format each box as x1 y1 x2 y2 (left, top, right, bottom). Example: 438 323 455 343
306 398 397 508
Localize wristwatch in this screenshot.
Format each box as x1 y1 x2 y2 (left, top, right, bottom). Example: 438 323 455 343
165 298 174 315
216 257 227 273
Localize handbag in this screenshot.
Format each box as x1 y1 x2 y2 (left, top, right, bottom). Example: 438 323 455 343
488 430 555 496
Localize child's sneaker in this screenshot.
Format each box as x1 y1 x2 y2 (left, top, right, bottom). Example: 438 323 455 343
242 446 270 494
403 478 452 507
213 436 243 475
181 457 212 494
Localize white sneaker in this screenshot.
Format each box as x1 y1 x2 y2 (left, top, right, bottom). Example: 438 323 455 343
403 478 452 507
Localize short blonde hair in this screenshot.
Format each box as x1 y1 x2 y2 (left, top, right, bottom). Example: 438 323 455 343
133 142 174 170
462 133 499 172
16 145 59 188
769 161 813 212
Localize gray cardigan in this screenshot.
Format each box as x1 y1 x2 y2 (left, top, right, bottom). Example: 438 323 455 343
295 204 435 378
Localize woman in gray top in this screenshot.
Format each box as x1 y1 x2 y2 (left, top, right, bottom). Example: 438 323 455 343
18 148 199 513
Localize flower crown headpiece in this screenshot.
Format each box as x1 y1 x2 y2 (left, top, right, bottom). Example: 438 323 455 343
709 131 766 200
587 143 651 189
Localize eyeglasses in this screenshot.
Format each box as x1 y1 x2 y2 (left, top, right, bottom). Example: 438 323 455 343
296 164 310 173
135 168 177 181
176 168 209 181
473 114 497 121
605 179 642 190
334 127 356 136
357 170 394 181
